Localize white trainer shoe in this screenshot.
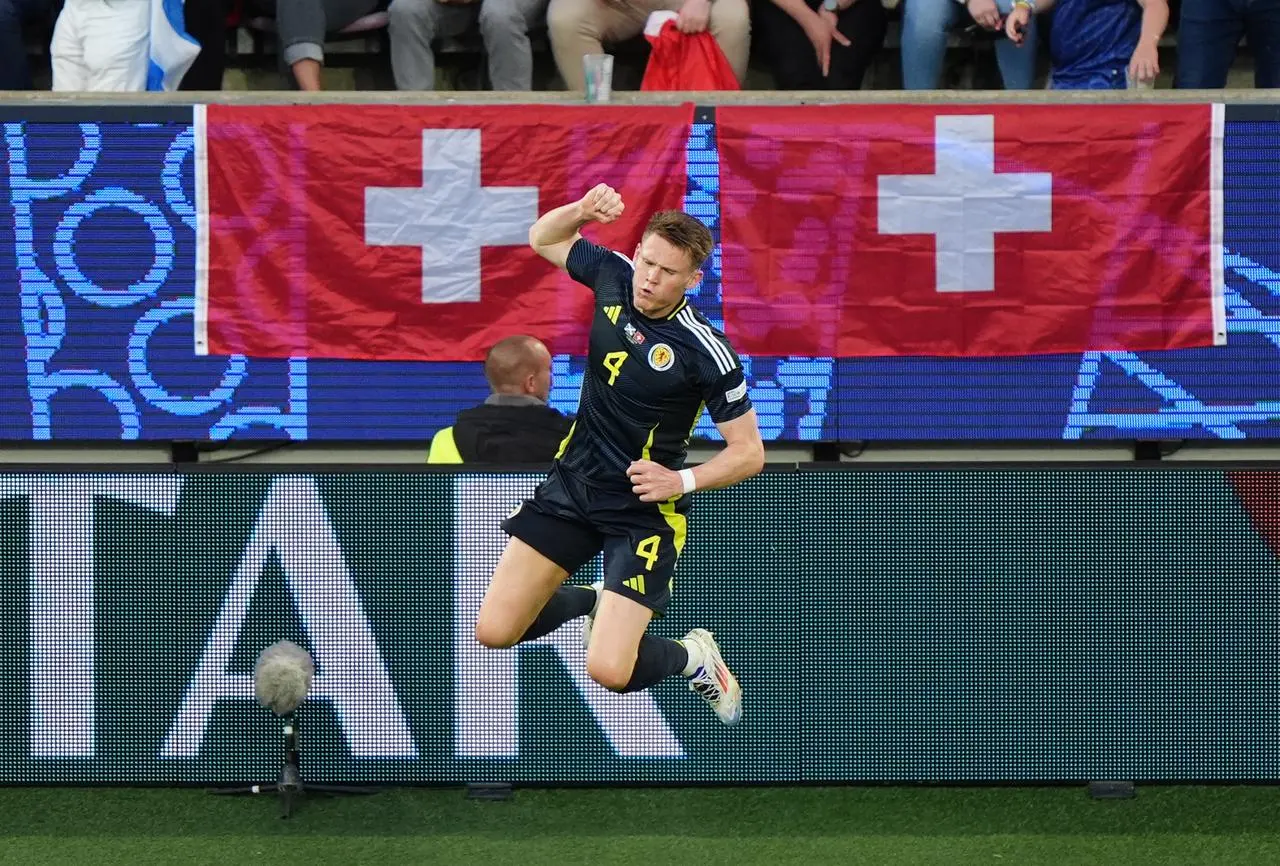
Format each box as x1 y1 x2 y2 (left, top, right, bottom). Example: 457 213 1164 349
580 581 604 650
683 628 742 725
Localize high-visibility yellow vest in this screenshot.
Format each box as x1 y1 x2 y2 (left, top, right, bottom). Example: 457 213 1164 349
427 426 463 464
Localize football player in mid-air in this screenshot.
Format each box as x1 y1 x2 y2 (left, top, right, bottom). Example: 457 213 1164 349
473 182 764 724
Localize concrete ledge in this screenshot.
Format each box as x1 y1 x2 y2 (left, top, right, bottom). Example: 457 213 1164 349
2 88 1276 105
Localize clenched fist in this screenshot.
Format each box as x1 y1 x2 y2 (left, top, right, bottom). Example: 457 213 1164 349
627 460 682 503
578 183 625 225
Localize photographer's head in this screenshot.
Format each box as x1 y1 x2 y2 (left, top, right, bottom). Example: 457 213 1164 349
485 335 553 402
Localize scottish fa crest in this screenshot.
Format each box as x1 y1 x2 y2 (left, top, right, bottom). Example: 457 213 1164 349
648 343 674 371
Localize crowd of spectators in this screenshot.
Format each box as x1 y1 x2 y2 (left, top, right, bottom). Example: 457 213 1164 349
4 0 1278 94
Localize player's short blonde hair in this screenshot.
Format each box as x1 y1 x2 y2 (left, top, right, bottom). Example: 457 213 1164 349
643 211 713 271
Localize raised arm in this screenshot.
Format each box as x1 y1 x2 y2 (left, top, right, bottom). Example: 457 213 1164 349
529 183 625 271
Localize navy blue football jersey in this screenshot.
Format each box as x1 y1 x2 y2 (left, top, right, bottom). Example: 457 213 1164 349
556 238 753 490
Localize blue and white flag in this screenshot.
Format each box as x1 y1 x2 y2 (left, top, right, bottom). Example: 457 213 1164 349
147 0 201 91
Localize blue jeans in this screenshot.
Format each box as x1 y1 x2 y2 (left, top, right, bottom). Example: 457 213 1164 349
0 0 52 89
901 0 1038 88
1177 0 1280 87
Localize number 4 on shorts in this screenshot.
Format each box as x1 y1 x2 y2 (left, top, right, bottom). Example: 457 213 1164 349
636 534 660 570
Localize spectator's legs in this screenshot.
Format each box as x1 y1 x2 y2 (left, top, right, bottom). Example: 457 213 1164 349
644 0 750 83
478 0 547 90
1174 0 1243 87
827 0 887 89
900 0 960 89
52 0 149 90
702 0 750 83
550 0 747 89
758 0 823 88
389 0 477 90
0 6 25 90
547 0 648 89
50 0 88 90
275 0 379 89
1246 0 1280 87
86 0 151 90
762 0 882 88
180 0 229 89
991 0 1036 88
0 0 47 90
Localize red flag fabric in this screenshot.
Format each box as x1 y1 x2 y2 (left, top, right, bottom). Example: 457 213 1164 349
1228 471 1280 558
195 104 693 362
640 12 741 91
717 104 1226 358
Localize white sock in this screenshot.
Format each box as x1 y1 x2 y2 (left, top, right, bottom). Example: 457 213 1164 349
680 638 705 677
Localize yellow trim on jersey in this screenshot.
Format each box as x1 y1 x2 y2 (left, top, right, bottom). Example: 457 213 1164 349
640 424 657 461
555 420 577 460
685 401 705 446
604 305 622 324
658 498 688 555
665 299 688 320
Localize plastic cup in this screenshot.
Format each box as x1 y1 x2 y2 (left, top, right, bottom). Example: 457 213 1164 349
583 54 614 103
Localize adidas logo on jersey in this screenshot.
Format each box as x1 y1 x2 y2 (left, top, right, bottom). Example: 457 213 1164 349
623 575 647 594
603 305 622 324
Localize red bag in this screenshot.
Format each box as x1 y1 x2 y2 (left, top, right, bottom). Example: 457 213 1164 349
640 11 741 91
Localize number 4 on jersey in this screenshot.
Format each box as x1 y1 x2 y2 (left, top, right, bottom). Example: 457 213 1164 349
603 350 627 386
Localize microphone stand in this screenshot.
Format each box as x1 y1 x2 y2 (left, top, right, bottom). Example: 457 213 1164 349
208 710 382 818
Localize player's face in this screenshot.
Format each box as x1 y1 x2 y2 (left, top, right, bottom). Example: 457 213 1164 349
632 233 701 318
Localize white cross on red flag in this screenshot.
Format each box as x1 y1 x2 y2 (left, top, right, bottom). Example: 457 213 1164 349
195 103 692 362
716 103 1226 358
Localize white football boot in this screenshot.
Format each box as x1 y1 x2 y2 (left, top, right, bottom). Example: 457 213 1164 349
683 628 742 725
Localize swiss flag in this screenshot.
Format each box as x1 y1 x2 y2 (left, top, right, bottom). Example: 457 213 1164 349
195 104 692 362
717 104 1226 358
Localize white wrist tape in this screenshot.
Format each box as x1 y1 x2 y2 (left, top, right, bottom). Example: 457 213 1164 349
678 468 697 494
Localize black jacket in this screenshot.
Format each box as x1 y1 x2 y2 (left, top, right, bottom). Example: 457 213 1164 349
452 403 573 464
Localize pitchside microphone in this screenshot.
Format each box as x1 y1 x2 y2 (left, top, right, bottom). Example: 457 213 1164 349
212 639 378 816
254 640 315 717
